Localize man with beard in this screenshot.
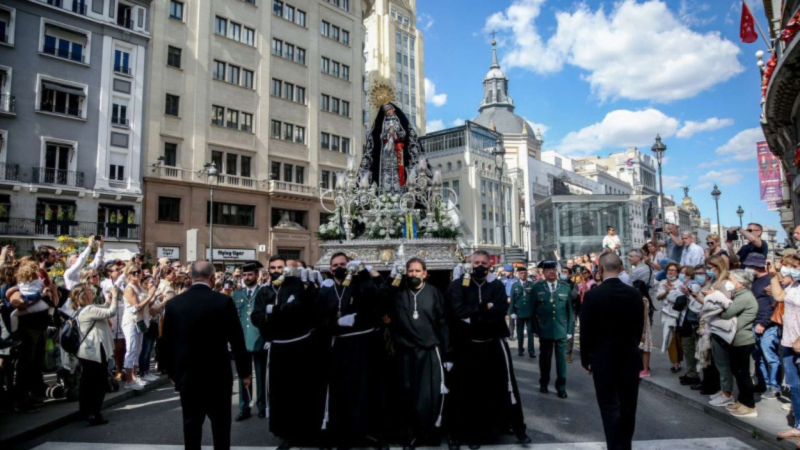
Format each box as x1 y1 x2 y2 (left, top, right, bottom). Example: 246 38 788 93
251 255 320 449
444 250 529 449
316 252 385 449
381 257 450 448
233 261 268 422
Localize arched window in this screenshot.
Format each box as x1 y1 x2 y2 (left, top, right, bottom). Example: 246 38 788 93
457 161 462 170
447 162 452 171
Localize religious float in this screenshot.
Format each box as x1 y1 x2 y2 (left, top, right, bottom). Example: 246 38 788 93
314 84 463 277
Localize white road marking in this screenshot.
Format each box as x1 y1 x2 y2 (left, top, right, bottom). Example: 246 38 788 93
111 396 181 411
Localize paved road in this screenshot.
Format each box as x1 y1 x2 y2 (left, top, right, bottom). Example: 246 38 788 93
14 336 777 449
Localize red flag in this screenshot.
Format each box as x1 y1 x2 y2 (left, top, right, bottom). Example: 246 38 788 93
740 1 758 43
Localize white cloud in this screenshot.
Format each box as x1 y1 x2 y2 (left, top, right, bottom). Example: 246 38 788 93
426 120 445 133
417 13 435 31
485 0 743 102
522 117 549 136
697 159 728 169
678 1 716 26
714 127 765 161
555 109 679 154
453 118 466 126
676 117 734 138
696 168 744 189
661 174 689 190
424 79 447 107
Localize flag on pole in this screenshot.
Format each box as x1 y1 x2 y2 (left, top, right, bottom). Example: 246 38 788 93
740 1 758 43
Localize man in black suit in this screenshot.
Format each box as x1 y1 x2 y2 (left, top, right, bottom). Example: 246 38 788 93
580 252 644 450
161 261 252 450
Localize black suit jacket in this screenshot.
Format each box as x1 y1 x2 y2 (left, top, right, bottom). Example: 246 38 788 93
579 278 644 376
161 283 251 394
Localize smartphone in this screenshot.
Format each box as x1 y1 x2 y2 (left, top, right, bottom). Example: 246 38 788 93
654 227 663 233
726 230 738 242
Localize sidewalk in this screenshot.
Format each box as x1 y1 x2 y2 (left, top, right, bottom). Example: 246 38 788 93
0 374 169 448
643 314 797 450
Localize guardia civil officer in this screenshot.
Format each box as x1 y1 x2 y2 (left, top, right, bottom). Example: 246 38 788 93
532 260 574 399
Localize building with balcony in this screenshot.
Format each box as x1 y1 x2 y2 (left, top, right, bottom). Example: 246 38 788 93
142 0 366 266
0 0 149 256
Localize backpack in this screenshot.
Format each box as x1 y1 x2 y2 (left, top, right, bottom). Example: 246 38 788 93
60 307 94 355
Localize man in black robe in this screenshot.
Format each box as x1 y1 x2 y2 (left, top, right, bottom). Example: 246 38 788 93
316 252 386 449
251 255 321 449
381 257 451 448
444 250 530 449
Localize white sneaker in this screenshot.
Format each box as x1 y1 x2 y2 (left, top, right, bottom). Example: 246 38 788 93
124 382 144 391
709 394 734 407
143 374 159 382
709 391 723 400
135 378 148 386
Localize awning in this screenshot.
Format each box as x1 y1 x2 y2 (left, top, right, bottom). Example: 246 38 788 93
42 81 86 98
102 242 140 262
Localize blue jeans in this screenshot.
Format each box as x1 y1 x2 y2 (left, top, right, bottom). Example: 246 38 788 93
138 328 157 376
752 326 782 391
783 347 800 429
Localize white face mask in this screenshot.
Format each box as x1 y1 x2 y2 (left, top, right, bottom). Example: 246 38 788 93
724 281 735 292
781 266 792 277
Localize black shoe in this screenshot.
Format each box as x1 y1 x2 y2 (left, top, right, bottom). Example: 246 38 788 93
516 431 532 444
689 383 703 391
27 396 45 407
14 402 40 413
518 352 524 356
258 410 267 418
670 366 681 373
679 376 701 386
235 411 251 422
557 391 568 399
539 386 549 394
529 353 536 359
447 436 460 450
699 388 717 396
468 446 480 450
87 414 109 426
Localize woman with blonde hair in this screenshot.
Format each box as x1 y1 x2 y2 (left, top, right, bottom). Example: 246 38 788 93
121 264 149 390
72 282 118 425
705 234 730 268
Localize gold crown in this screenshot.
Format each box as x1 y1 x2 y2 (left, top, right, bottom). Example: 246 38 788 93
369 82 396 110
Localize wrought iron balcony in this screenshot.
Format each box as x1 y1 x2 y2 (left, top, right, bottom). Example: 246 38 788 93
0 95 14 114
0 218 139 240
114 65 132 76
111 116 130 127
32 167 85 188
0 163 20 181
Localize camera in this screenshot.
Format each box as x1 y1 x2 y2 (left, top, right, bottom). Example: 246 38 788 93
726 230 738 242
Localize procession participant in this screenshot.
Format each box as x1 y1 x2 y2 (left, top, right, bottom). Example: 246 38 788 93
232 261 267 422
251 256 320 449
382 257 450 448
316 253 385 449
445 250 530 449
532 260 574 398
509 266 535 358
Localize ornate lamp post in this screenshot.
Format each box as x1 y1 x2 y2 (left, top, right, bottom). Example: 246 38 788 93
495 141 507 264
736 205 744 228
711 184 722 237
201 162 219 265
651 135 666 226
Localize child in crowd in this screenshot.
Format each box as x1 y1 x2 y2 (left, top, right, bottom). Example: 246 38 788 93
9 261 49 332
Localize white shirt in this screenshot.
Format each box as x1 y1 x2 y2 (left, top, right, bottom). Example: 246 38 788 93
602 235 621 251
680 242 705 267
64 245 104 290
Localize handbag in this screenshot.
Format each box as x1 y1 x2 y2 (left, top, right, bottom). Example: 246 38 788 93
771 302 785 326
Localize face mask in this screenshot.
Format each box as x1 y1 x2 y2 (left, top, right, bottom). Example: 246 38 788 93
791 269 800 280
678 274 685 283
333 267 347 280
694 275 706 284
706 269 717 279
473 266 488 279
408 276 423 288
781 266 792 277
667 275 677 282
725 281 735 292
559 274 568 281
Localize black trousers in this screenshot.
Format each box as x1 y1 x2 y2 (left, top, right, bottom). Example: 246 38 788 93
730 344 756 408
14 326 46 403
592 371 639 450
180 387 232 450
78 347 107 417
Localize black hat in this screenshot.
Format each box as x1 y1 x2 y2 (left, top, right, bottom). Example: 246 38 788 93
538 260 557 270
515 266 527 272
241 261 264 274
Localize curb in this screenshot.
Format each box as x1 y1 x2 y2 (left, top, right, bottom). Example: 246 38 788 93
639 377 795 450
1 376 170 448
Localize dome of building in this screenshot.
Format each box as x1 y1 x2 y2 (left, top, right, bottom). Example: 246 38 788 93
681 187 701 218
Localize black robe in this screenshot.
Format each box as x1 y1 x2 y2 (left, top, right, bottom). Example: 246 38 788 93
316 271 383 443
444 275 526 442
382 280 451 444
251 277 323 442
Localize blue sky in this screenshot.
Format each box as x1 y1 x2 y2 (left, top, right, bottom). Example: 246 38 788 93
416 0 784 239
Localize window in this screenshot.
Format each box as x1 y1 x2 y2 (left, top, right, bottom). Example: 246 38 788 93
243 27 255 46
39 80 85 118
116 3 133 29
207 202 255 227
226 109 239 129
296 47 305 65
284 43 294 61
482 204 487 220
211 105 224 126
109 162 125 181
241 112 253 132
321 170 330 189
321 21 329 37
342 101 349 117
229 22 241 41
321 94 329 111
321 132 330 150
242 69 253 89
169 1 183 20
332 26 339 42
295 166 304 184
213 60 226 80
342 30 349 45
284 5 294 22
397 52 401 64
283 123 293 140
111 103 128 126
331 135 340 152
294 126 305 143
342 137 350 154
241 156 251 178
332 61 339 77
165 94 179 116
296 10 306 27
43 24 87 63
114 49 130 75
226 153 238 175
272 38 282 56
342 65 349 81
215 17 227 36
164 143 177 166
211 150 223 171
342 0 349 12
158 197 181 222
295 86 305 104
321 57 330 74
273 0 283 16
283 82 294 101
283 163 293 182
271 120 281 138
331 98 339 114
228 65 240 84
167 46 181 68
271 161 280 180
271 79 281 96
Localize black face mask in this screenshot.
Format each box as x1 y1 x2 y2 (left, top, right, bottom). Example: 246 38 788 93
333 267 348 280
473 266 488 279
269 270 282 279
408 276 423 288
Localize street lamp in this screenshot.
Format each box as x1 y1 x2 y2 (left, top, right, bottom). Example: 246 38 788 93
202 162 219 265
711 184 722 237
651 135 667 227
736 205 744 228
494 141 507 264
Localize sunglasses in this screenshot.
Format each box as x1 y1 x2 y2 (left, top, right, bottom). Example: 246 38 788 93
746 229 758 233
706 242 715 246
131 270 141 276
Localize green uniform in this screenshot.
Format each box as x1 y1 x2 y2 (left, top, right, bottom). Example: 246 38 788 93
510 279 536 356
532 280 574 394
233 285 268 415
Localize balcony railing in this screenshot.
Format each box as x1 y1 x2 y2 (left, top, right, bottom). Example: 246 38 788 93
219 175 256 188
42 45 86 63
268 180 317 196
0 95 14 114
32 167 85 188
111 117 130 127
153 165 188 181
114 65 132 75
0 218 139 240
39 102 82 118
0 163 19 181
117 18 134 30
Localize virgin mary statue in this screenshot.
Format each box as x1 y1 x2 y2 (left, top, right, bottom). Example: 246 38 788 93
359 102 426 193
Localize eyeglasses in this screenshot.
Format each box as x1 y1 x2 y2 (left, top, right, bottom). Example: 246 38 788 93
706 242 715 246
746 229 758 233
130 270 141 276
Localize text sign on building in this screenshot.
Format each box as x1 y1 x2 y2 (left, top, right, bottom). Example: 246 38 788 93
157 247 180 259
205 248 257 261
757 141 782 202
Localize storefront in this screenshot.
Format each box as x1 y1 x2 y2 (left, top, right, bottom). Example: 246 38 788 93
205 247 257 270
